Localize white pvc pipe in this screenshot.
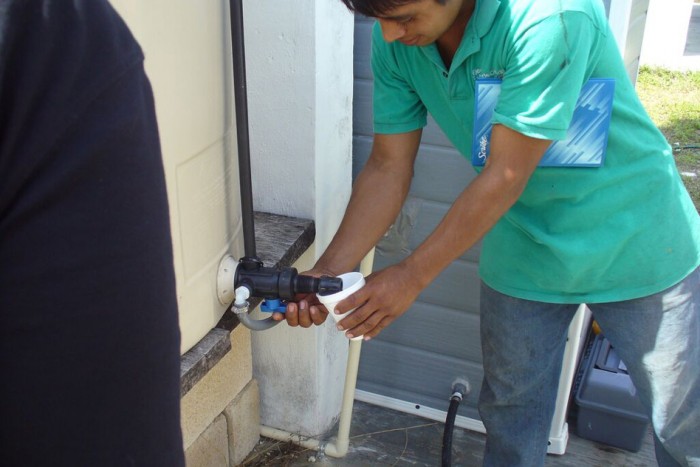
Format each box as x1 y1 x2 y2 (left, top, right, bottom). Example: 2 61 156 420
259 249 375 458
260 338 362 457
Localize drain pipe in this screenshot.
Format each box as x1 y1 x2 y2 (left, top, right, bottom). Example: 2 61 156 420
228 0 279 331
230 0 256 258
260 249 375 458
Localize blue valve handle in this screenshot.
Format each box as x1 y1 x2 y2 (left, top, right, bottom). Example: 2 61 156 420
260 298 287 313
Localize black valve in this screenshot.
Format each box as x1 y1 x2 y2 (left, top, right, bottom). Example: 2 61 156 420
235 257 343 300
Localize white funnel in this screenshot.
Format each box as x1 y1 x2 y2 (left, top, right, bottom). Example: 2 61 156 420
318 272 366 341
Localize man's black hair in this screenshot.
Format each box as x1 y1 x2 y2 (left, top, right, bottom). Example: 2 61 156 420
340 0 447 18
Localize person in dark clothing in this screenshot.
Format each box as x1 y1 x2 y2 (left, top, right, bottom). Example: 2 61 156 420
0 1 184 465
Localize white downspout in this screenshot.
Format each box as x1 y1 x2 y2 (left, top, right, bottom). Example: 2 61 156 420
259 248 375 458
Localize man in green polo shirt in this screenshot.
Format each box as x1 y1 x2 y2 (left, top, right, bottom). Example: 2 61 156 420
276 0 700 465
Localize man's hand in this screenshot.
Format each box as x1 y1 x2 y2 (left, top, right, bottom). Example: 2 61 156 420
332 262 422 340
272 267 338 327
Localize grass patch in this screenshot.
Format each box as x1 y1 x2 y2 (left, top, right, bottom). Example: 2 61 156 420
636 66 700 209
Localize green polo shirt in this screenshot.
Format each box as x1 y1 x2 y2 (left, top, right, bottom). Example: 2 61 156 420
371 0 700 303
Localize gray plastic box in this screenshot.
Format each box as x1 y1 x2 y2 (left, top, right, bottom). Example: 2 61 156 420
575 335 650 451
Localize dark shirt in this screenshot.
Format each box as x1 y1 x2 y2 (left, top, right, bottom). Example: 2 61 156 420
0 1 184 465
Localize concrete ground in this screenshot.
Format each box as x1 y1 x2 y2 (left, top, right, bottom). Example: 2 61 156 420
242 400 657 467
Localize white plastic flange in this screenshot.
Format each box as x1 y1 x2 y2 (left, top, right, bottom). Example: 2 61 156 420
217 255 238 305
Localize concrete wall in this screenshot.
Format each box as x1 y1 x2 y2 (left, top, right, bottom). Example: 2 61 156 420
243 0 356 439
244 1 354 250
182 327 260 466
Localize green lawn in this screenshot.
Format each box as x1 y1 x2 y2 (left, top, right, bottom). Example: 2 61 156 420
636 66 700 210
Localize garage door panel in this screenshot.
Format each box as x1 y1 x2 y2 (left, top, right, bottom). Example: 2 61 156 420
406 200 482 263
412 147 475 202
378 301 482 362
372 253 480 312
357 339 483 413
352 14 484 423
354 19 374 80
353 81 374 136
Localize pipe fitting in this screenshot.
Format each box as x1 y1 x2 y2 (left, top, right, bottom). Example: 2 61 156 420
443 377 470 467
450 378 471 400
232 302 249 315
217 255 239 306
234 285 250 307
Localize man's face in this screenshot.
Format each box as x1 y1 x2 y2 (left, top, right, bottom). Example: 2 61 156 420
374 0 464 46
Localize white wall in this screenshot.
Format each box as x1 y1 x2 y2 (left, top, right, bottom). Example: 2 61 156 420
640 0 694 69
314 0 356 251
243 0 355 436
604 0 650 84
244 0 354 250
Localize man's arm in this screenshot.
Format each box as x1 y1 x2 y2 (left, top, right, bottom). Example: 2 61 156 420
336 124 552 339
278 129 422 327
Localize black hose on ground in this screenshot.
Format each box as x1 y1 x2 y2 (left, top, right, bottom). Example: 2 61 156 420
442 394 462 466
442 380 469 467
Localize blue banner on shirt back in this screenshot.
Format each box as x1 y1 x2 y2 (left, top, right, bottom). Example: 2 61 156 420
471 78 615 167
